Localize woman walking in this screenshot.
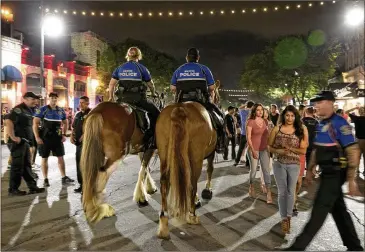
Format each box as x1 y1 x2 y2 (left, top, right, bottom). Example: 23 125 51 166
268 105 308 234
246 103 272 203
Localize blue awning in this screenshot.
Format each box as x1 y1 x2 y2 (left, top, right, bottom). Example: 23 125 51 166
2 65 23 82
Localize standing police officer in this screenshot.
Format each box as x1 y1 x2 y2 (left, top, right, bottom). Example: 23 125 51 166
71 96 91 193
285 91 363 251
170 48 225 153
108 46 160 148
5 92 45 196
33 92 74 187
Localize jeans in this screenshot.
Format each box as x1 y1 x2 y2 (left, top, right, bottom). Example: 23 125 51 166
224 135 236 160
273 161 300 219
248 149 271 186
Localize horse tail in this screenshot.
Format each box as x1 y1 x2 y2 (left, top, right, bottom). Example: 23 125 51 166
81 112 105 221
166 106 192 219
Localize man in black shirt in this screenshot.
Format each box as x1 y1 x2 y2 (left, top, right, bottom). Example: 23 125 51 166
5 92 45 196
302 106 319 168
224 106 236 160
71 96 91 193
269 104 279 126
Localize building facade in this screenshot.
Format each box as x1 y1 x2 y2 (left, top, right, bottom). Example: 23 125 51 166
71 31 108 69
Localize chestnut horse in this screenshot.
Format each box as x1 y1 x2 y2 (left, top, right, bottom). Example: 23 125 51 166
81 101 157 223
156 81 221 239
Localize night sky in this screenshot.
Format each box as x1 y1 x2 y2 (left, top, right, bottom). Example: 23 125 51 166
3 1 356 88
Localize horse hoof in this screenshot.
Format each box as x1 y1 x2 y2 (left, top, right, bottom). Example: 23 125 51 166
201 188 213 200
187 215 200 225
148 188 158 195
195 199 202 209
137 200 149 207
157 230 170 240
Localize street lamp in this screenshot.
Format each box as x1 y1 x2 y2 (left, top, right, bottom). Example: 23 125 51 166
40 12 64 100
344 7 364 26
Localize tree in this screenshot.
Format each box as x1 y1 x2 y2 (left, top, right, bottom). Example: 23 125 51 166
240 33 342 105
96 38 179 101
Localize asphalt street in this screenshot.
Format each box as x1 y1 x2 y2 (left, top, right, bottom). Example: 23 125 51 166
1 140 364 251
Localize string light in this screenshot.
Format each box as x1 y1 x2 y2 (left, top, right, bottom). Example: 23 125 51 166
49 3 334 19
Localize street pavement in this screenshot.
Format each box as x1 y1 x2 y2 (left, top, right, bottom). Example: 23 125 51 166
1 140 364 251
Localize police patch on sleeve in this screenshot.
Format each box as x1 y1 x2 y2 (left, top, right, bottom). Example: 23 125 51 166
14 108 21 114
340 125 352 135
35 108 41 114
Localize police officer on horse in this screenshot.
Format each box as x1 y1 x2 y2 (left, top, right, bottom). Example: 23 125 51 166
285 91 363 251
108 47 160 149
170 48 225 153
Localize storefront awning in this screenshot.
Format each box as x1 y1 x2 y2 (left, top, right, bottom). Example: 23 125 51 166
2 65 23 82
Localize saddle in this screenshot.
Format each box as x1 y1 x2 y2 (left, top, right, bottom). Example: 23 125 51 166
122 103 150 134
176 89 223 130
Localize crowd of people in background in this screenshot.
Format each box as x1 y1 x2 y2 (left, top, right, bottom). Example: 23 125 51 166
222 100 365 235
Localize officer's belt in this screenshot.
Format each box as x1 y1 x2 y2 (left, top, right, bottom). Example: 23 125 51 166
314 142 338 147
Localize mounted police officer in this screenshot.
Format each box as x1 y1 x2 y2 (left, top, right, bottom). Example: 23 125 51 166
33 92 75 187
5 92 45 196
285 91 363 251
71 96 91 193
170 48 225 153
108 46 160 148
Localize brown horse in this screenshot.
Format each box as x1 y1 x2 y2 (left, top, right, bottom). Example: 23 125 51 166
81 101 157 223
156 81 221 239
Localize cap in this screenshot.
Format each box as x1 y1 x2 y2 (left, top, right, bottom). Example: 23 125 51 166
310 90 336 103
49 92 58 98
187 47 200 57
23 92 41 99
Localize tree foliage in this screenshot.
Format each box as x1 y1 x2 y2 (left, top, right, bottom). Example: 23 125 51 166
96 38 179 100
240 32 342 105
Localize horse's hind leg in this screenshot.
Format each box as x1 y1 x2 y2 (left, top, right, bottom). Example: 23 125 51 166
157 159 170 239
141 150 158 194
187 160 203 225
134 149 155 206
202 152 214 200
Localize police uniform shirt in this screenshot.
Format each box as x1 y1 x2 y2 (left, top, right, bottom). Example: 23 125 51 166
7 103 34 141
112 61 151 82
34 105 66 136
314 113 356 148
171 62 215 86
72 108 91 145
